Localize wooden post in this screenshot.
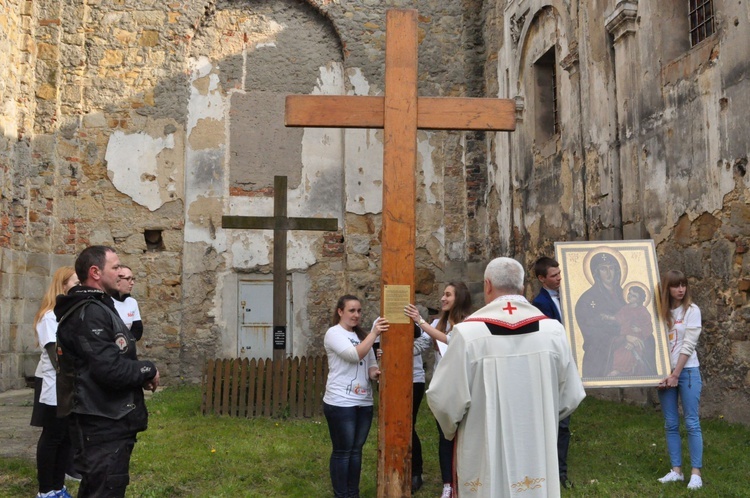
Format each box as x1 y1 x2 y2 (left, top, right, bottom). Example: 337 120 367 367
284 9 516 496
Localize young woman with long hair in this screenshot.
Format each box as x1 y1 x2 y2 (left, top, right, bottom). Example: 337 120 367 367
656 270 704 490
30 266 79 498
323 295 388 498
405 282 473 498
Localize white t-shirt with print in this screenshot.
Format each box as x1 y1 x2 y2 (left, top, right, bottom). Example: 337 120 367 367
114 296 141 330
323 324 378 407
668 303 701 369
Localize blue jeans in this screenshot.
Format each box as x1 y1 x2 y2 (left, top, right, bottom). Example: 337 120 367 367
323 402 374 498
658 367 703 469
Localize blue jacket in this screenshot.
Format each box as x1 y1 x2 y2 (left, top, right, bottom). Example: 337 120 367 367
532 287 562 322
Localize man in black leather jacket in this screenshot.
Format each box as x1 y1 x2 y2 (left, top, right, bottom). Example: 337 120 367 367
56 245 159 498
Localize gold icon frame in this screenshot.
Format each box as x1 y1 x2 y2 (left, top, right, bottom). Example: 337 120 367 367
555 240 670 388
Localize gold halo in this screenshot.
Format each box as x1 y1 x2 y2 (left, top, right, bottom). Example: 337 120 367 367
622 281 651 306
582 246 628 286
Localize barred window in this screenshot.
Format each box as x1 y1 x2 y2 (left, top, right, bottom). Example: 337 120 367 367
534 47 559 141
689 0 715 46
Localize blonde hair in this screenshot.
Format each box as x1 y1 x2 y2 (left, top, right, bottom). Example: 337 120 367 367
34 266 76 327
659 270 692 329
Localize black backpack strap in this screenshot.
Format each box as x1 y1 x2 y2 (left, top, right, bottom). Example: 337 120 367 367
56 299 94 325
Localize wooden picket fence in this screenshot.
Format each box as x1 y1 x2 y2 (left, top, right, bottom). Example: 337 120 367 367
201 356 328 418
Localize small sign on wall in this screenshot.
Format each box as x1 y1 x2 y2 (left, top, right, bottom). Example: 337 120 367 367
273 326 286 350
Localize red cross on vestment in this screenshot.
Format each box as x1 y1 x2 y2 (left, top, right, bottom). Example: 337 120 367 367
503 302 518 315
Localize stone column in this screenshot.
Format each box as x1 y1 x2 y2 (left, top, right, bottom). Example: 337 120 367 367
605 1 645 239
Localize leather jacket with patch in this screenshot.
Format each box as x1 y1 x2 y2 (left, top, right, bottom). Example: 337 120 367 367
55 286 156 435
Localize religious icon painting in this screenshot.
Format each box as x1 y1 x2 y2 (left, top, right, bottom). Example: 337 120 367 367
554 240 670 388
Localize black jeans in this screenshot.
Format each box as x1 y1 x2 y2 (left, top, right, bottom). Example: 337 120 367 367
323 402 374 498
412 382 425 476
36 411 72 493
436 419 454 484
558 415 571 479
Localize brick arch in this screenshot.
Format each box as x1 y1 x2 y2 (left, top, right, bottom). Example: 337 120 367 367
187 0 345 61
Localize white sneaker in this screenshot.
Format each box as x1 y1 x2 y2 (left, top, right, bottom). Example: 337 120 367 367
658 470 684 483
687 474 703 490
440 484 452 498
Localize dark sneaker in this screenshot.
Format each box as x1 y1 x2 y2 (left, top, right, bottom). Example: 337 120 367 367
411 474 423 493
560 476 574 489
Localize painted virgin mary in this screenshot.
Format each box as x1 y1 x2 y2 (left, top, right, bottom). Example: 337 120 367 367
574 251 627 377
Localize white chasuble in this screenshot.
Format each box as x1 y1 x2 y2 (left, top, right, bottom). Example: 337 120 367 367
427 297 585 498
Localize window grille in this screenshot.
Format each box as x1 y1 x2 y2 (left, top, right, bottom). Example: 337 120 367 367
551 63 559 135
689 0 714 46
534 48 559 141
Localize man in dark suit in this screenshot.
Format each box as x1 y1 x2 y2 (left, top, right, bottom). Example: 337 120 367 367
532 256 573 489
533 257 562 322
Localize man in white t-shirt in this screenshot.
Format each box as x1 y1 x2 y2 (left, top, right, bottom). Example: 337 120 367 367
113 265 143 340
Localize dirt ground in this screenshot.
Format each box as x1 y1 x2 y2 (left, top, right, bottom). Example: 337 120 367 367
0 388 40 462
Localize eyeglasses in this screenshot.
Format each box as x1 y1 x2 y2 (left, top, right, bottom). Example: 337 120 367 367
119 276 136 282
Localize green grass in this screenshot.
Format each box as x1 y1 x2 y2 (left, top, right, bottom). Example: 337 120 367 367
2 385 749 497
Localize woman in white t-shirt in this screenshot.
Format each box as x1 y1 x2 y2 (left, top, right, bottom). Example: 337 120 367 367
656 270 704 490
323 295 388 498
30 266 79 498
404 282 472 498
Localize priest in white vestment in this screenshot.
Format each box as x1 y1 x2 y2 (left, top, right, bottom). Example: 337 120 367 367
427 257 586 498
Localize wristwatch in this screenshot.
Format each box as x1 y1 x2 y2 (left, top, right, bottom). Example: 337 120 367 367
418 318 426 326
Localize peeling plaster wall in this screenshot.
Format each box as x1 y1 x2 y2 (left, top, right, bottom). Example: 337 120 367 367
181 2 351 374
106 129 181 211
3 0 746 424
491 0 750 422
1 0 509 389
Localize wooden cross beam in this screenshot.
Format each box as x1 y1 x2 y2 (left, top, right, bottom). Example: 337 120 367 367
222 175 338 362
286 9 516 497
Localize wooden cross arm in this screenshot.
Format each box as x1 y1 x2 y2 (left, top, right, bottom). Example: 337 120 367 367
285 95 516 131
222 216 338 231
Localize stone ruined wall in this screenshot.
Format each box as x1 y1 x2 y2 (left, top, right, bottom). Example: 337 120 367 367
1 0 497 390
0 0 208 390
0 0 63 390
626 1 750 423
490 0 750 423
0 0 23 389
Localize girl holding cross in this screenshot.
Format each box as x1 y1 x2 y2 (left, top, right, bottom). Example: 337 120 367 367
323 295 388 498
405 282 473 498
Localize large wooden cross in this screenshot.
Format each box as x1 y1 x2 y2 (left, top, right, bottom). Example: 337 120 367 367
222 175 338 362
286 9 516 497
